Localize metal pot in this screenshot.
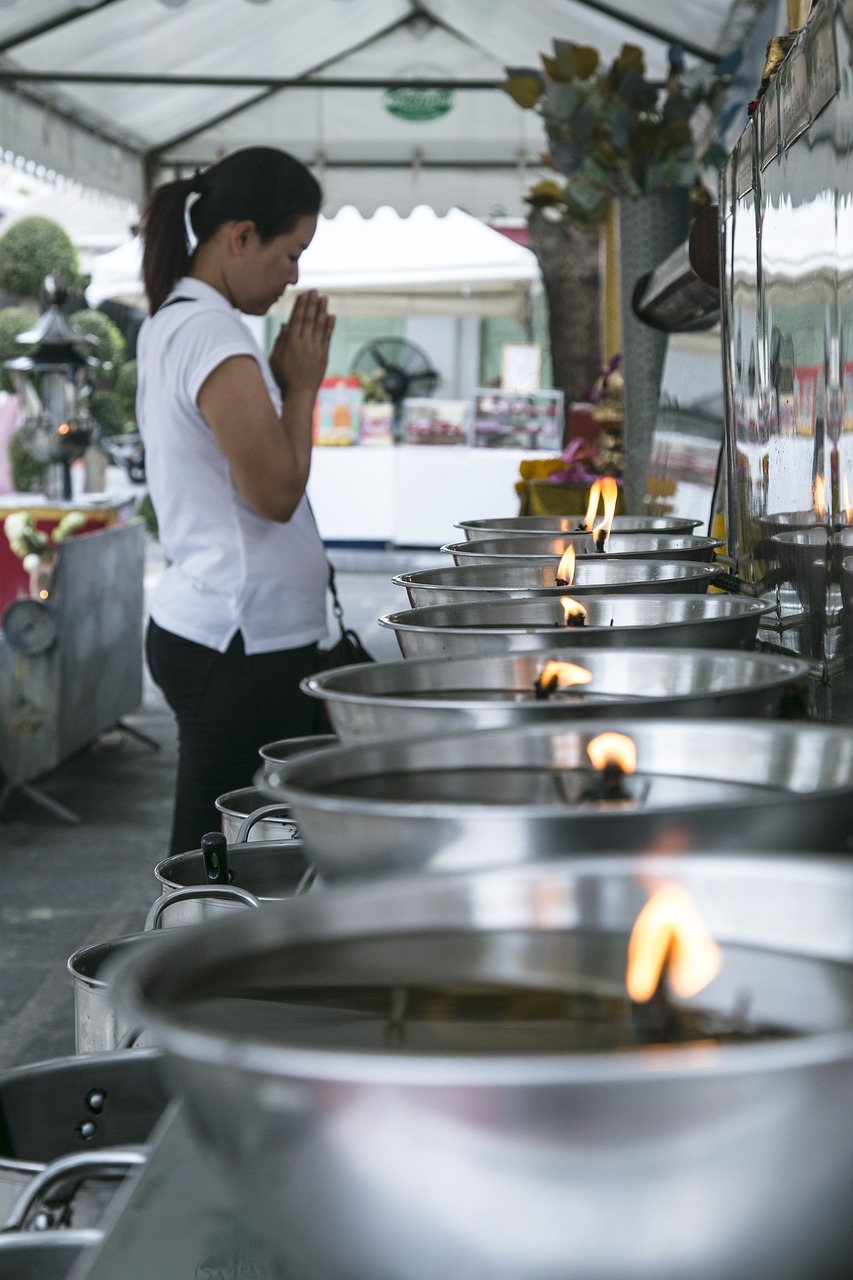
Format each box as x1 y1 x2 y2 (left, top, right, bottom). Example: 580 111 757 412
301 648 810 743
394 559 724 607
273 716 853 881
444 533 723 565
3 1148 145 1234
0 1229 102 1280
457 514 703 539
215 787 299 843
256 735 338 787
154 835 316 928
379 594 771 659
0 1049 168 1226
112 855 853 1280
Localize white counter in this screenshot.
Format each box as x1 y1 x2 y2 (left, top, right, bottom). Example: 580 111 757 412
307 444 551 547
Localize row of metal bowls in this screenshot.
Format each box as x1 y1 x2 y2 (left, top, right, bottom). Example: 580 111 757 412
110 510 853 1280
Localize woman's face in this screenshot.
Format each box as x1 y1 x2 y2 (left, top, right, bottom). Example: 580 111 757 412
236 213 318 314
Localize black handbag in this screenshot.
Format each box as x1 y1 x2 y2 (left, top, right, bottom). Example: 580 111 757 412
314 562 376 671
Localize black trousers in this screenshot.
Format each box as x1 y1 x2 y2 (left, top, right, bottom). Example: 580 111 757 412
146 618 323 856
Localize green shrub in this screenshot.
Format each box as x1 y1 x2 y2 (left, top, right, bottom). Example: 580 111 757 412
8 427 44 492
136 491 158 540
0 304 38 392
69 309 126 386
0 216 80 300
89 389 130 437
115 358 138 419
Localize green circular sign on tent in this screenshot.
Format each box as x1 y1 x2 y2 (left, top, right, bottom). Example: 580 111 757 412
384 67 455 121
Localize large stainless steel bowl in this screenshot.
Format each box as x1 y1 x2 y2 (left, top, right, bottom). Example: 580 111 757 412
457 514 703 539
394 560 724 607
445 533 723 565
154 839 315 927
113 854 853 1280
379 594 771 658
301 648 810 743
273 717 853 880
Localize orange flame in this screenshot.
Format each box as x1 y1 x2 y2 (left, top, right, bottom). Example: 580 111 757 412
560 596 587 625
844 476 852 524
536 660 593 690
813 475 826 518
556 544 576 584
626 882 721 1002
583 480 602 529
57 423 70 435
586 731 636 775
592 476 619 543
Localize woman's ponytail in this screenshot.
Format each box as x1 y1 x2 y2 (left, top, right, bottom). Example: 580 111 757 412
139 175 197 314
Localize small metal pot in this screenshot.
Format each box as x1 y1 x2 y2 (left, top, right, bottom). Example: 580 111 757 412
257 735 338 787
0 1049 168 1226
457 514 703 539
0 1229 102 1280
215 787 299 843
394 560 724 607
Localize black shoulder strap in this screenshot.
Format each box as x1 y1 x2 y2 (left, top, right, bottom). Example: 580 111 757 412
158 295 196 311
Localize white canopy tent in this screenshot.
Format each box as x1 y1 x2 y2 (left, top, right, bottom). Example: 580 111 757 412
86 204 542 319
0 0 779 218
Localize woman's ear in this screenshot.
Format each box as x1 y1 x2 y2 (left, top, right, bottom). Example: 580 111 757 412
227 220 257 255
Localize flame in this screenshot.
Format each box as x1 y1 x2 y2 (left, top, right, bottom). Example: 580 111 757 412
813 474 826 518
844 476 852 524
57 423 70 435
556 544 576 584
39 589 49 600
586 731 636 775
626 882 722 1002
583 480 602 529
592 476 619 543
537 659 593 690
560 595 587 625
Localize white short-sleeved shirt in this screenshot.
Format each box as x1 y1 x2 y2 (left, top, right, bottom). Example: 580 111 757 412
136 277 328 654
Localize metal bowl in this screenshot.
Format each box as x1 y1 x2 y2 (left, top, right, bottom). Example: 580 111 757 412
113 854 853 1280
301 649 810 743
0 1230 102 1280
394 560 724 607
379 595 771 659
273 717 853 880
154 840 315 926
256 735 337 787
457 514 703 539
444 533 723 565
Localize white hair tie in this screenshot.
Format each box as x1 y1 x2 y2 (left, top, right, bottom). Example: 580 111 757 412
183 189 202 254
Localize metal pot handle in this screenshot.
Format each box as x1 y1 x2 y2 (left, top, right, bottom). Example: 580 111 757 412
234 803 297 845
201 831 230 884
1 1148 147 1232
144 884 261 931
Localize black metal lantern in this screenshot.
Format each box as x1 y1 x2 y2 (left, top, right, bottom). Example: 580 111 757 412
5 276 99 500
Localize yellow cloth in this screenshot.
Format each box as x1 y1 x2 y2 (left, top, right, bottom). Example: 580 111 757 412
519 479 626 517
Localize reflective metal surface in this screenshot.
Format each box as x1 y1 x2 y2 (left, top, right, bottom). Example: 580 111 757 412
214 787 298 844
456 515 702 539
379 594 771 658
273 716 853 880
114 855 853 1280
303 648 810 742
721 3 853 676
0 1229 102 1280
444 533 722 565
154 840 315 925
394 560 723 607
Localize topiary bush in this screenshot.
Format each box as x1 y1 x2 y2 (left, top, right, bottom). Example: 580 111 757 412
8 428 44 492
69 309 126 387
115 358 138 419
0 216 80 300
89 389 130 437
0 304 38 392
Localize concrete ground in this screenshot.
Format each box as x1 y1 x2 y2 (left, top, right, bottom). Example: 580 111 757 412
0 538 440 1071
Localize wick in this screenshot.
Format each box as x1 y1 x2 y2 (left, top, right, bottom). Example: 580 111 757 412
581 758 629 802
632 940 681 1045
534 672 560 700
564 611 585 628
594 528 608 553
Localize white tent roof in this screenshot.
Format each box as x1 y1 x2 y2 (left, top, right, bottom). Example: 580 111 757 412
0 0 776 218
85 204 541 317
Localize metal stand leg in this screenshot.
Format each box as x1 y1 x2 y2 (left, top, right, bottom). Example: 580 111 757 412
115 720 161 752
16 783 80 824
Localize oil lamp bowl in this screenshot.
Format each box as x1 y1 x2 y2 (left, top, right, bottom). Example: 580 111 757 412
379 594 770 658
268 715 853 882
112 853 853 1280
302 648 810 743
394 559 724 607
444 533 723 565
456 514 703 539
